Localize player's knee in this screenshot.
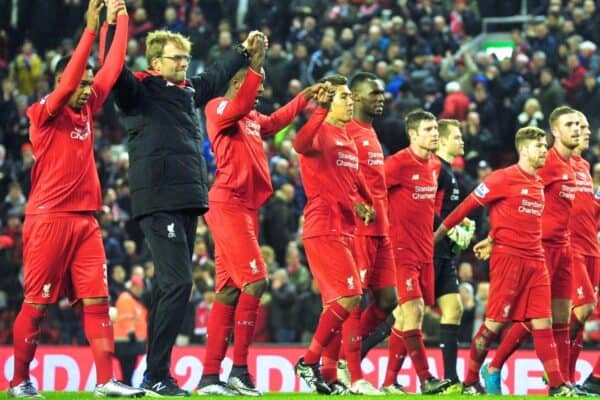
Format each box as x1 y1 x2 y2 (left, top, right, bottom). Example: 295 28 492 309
375 288 398 315
574 303 595 322
442 301 463 323
338 295 361 311
216 286 241 306
243 279 268 297
403 301 424 323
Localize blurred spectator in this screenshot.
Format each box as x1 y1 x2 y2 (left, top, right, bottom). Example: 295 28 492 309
130 7 154 41
517 98 544 128
269 269 297 342
285 245 311 293
294 279 322 343
0 181 25 222
439 80 470 121
113 276 147 385
162 6 185 34
9 40 43 97
575 72 600 131
307 34 340 84
536 68 566 128
561 52 586 104
109 265 127 304
206 30 233 66
262 184 296 265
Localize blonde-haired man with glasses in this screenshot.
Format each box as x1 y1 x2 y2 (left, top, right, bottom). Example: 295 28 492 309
101 18 266 395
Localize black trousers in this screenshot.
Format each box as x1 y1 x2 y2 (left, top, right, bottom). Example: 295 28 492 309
115 341 146 385
138 211 197 381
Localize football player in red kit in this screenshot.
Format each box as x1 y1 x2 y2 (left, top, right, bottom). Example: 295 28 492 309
8 1 143 398
293 75 375 395
435 126 574 397
383 109 451 394
484 106 580 393
197 35 325 396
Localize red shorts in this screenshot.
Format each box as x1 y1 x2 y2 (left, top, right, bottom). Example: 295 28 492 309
304 235 362 304
354 235 396 290
544 244 573 300
572 254 600 307
394 248 434 306
205 202 267 292
23 213 108 304
487 253 551 322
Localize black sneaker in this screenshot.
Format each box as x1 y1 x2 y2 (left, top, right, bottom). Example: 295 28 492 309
294 357 332 394
421 376 452 394
140 375 190 397
583 376 600 395
573 384 598 397
329 380 351 395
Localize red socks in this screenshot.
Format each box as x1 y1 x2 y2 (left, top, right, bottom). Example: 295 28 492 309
553 323 570 382
359 303 387 340
383 328 406 387
465 324 498 385
82 303 114 385
233 292 260 367
321 334 341 383
203 301 235 375
489 322 529 370
532 328 564 387
12 303 45 386
304 302 350 365
343 306 362 383
403 329 432 382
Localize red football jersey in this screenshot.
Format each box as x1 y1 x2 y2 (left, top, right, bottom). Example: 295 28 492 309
296 109 362 238
443 165 545 260
205 69 307 210
346 119 389 237
385 148 440 263
538 147 576 246
26 17 128 215
570 155 600 256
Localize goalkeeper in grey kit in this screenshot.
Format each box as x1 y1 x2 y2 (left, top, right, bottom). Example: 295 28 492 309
433 119 475 393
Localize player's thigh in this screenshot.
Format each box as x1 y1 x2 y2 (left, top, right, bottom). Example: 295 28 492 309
367 236 397 291
486 253 528 322
206 204 266 289
545 245 573 300
22 215 76 304
434 257 459 299
70 216 109 301
572 253 596 307
305 235 362 305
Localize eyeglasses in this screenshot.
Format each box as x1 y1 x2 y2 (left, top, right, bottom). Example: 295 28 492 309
159 54 191 63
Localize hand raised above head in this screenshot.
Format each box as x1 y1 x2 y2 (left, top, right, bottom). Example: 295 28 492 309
86 0 105 31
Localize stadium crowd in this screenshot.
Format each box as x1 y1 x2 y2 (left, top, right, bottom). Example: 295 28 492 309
0 0 600 353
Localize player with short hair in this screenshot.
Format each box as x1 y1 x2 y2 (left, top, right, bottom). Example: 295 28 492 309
382 109 451 394
196 36 323 396
433 118 473 393
293 75 375 395
434 126 574 397
483 106 580 393
8 1 143 398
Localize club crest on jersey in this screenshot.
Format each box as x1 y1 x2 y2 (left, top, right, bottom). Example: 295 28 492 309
562 174 569 180
42 283 52 298
70 120 91 141
362 140 369 146
411 174 419 180
347 276 355 290
475 183 490 198
249 259 259 275
521 188 528 195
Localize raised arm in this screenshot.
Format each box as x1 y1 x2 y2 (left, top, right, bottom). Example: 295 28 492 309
100 2 143 112
205 69 263 133
191 31 265 107
293 83 334 155
256 83 324 137
91 1 128 111
43 0 103 117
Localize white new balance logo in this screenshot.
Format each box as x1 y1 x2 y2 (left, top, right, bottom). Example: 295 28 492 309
152 382 167 392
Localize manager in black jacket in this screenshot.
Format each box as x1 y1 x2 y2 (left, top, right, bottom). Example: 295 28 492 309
103 25 266 396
